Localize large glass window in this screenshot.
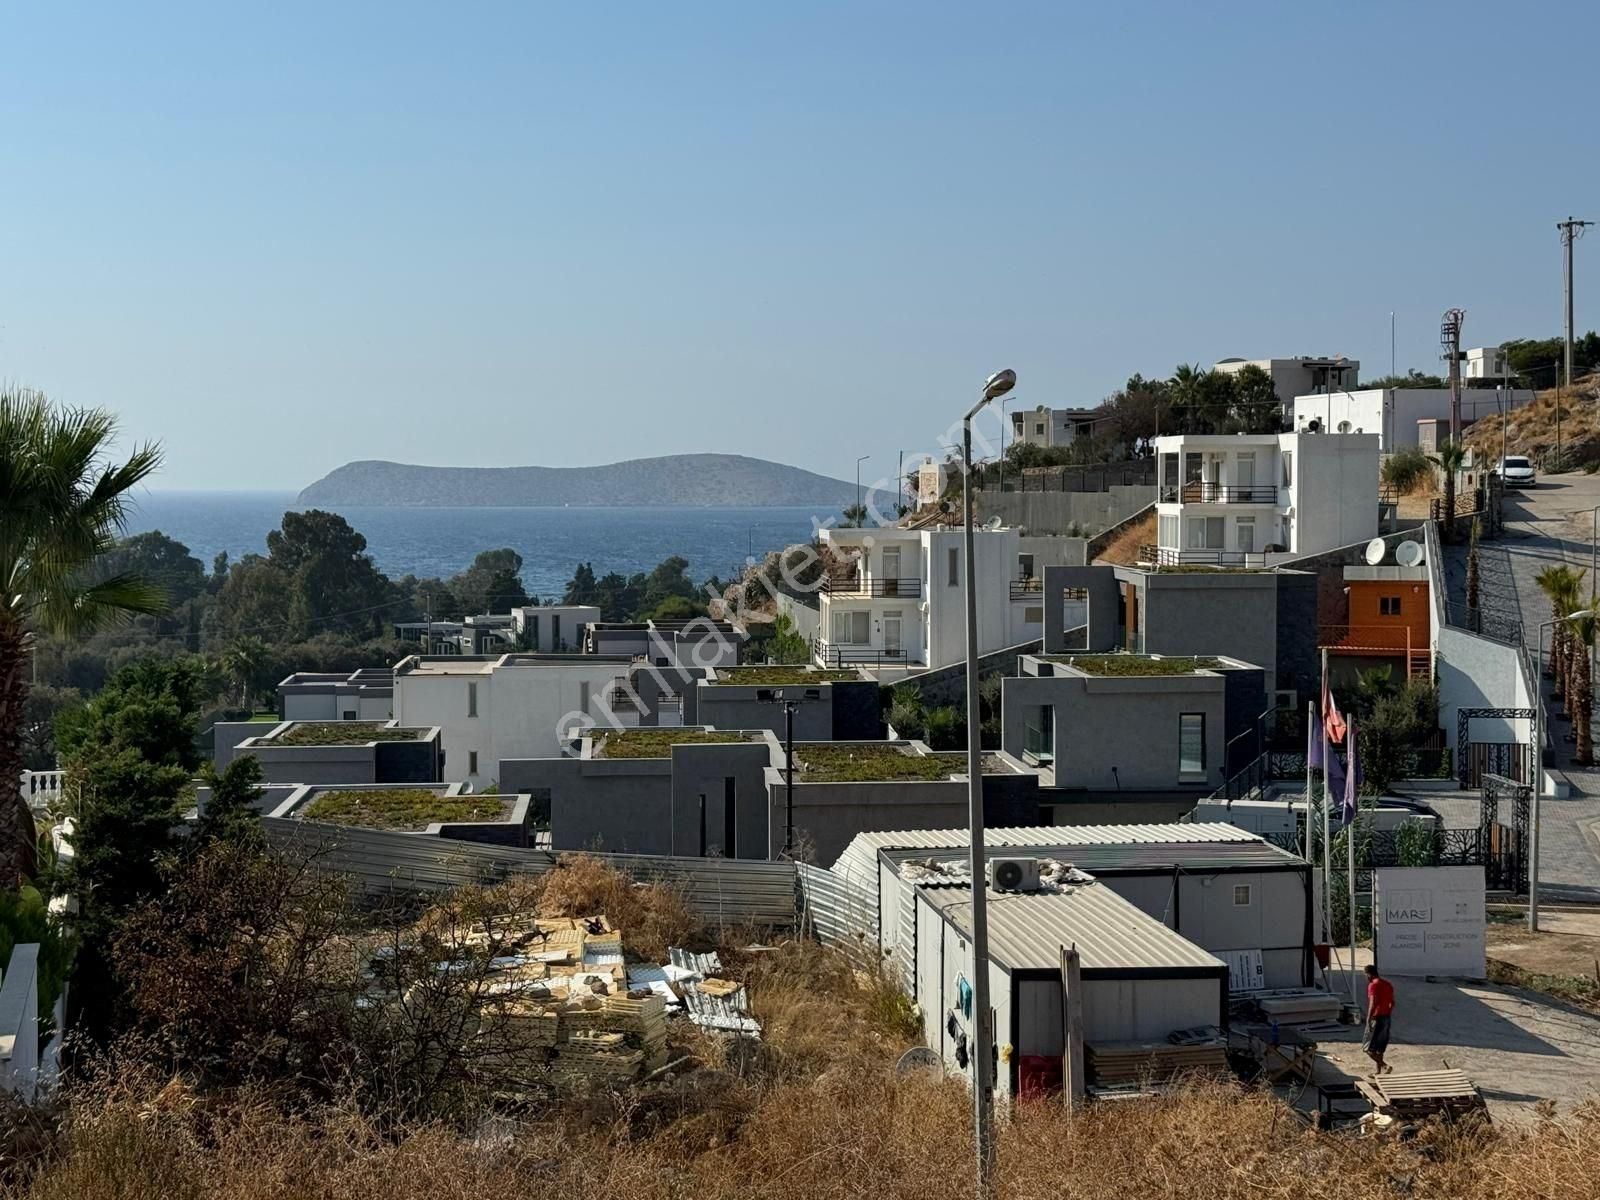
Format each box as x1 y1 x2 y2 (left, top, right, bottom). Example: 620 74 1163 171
1159 514 1179 548
1179 713 1206 776
831 610 870 643
1187 517 1224 550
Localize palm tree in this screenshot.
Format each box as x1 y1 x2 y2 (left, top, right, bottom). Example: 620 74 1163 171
1429 440 1468 542
839 503 870 528
1572 606 1595 765
222 635 269 709
1534 564 1586 712
0 390 164 884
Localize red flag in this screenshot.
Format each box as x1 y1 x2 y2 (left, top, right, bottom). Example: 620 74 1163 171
1322 678 1347 746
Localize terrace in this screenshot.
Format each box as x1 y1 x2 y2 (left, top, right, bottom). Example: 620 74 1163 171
1039 655 1222 676
707 667 862 686
794 743 1009 782
299 787 508 831
264 721 428 746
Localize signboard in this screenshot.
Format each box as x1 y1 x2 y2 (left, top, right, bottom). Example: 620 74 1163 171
1222 948 1265 992
1373 867 1486 980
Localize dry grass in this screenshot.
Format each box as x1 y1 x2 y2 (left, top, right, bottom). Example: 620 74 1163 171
1094 510 1156 566
300 788 506 831
1464 377 1600 469
533 853 701 962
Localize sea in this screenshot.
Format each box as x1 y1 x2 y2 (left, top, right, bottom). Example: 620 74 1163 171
127 491 835 599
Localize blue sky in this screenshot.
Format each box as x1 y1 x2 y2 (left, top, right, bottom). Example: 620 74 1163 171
3 2 1597 491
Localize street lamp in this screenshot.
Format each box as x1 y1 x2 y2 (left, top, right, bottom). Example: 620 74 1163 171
756 687 821 855
855 455 871 518
962 366 1015 1198
999 396 1014 495
1532 607 1595 932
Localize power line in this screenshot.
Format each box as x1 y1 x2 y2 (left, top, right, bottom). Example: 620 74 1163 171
1558 217 1593 390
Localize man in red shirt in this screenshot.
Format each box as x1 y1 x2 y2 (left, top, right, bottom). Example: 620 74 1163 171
1363 963 1395 1075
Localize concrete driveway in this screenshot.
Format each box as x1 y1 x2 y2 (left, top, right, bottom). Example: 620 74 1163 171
1306 953 1600 1123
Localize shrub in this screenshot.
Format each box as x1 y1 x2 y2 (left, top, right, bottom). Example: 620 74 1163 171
922 706 966 751
1382 446 1433 494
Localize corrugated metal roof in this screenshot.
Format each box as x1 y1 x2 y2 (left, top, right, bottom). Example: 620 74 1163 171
922 883 1225 973
831 822 1270 879
880 840 1300 875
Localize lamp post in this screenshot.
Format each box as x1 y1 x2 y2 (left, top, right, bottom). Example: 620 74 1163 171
855 455 871 519
756 687 821 855
963 367 1015 1198
999 397 1013 495
1532 608 1595 932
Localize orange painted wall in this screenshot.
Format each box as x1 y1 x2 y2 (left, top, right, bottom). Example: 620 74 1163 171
1343 580 1429 651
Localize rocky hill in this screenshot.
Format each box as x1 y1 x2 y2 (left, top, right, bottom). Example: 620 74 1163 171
296 454 856 508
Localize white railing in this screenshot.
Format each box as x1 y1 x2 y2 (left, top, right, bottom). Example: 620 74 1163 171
19 771 64 812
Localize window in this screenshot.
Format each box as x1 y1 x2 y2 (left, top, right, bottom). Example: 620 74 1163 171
1017 552 1035 579
831 610 870 643
552 614 562 651
1236 517 1255 554
579 680 590 714
527 614 540 650
947 546 959 586
1024 606 1043 623
1380 596 1402 616
468 751 479 774
1178 713 1205 776
1187 517 1224 550
1232 883 1252 907
466 681 478 718
341 709 357 721
1235 451 1256 487
1035 422 1045 436
1281 452 1293 487
1158 513 1179 549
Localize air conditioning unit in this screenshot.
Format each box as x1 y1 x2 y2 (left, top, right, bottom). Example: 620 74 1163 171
990 857 1041 893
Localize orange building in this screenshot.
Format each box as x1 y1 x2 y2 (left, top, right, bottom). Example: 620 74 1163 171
1321 564 1431 680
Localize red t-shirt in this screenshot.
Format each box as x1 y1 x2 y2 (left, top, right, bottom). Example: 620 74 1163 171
1368 977 1395 1018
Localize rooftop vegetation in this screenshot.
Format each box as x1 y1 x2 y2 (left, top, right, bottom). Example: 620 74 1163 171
594 728 762 758
710 667 860 686
269 722 422 746
299 788 505 830
796 744 984 782
1047 655 1222 676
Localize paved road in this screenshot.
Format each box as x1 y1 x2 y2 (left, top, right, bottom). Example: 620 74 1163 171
1441 472 1600 899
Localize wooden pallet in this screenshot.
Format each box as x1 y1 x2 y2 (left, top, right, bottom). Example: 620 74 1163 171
1087 1040 1228 1086
1356 1070 1487 1122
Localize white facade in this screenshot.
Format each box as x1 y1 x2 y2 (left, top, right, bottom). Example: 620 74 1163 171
510 605 600 653
1463 345 1507 381
392 653 632 789
1291 388 1535 450
1214 356 1359 423
1153 431 1379 561
815 527 1064 672
1010 405 1097 449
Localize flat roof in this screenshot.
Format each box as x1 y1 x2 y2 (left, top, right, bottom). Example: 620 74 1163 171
396 653 632 675
832 822 1274 878
880 840 1302 876
922 883 1226 974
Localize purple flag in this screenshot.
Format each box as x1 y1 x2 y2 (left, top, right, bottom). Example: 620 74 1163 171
1325 739 1345 802
1307 710 1323 771
1341 716 1359 826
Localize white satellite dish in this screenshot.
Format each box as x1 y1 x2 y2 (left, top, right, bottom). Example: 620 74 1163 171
896 1047 944 1078
1364 538 1387 566
983 516 1004 532
1395 540 1425 568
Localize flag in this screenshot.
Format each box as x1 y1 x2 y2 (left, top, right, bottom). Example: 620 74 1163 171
1322 679 1347 746
1341 716 1359 827
1307 705 1323 771
1325 737 1345 801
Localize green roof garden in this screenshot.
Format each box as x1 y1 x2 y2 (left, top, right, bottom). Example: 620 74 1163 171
299 788 506 831
710 667 861 686
795 744 1006 783
594 729 763 758
1043 655 1222 676
268 722 425 746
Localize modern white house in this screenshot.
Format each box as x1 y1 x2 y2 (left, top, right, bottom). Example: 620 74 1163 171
510 605 601 653
277 668 394 721
1010 404 1098 450
1463 345 1509 381
1152 431 1378 564
1291 387 1534 450
1213 356 1359 425
391 652 635 790
814 526 1068 673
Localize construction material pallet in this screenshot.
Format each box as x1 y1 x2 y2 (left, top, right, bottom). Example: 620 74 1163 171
1087 1040 1228 1087
1356 1070 1487 1123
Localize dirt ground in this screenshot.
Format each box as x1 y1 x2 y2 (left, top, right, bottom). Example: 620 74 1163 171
1487 910 1600 980
1303 949 1600 1124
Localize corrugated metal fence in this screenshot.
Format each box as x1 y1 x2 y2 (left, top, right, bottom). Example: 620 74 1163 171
263 818 799 929
794 860 879 961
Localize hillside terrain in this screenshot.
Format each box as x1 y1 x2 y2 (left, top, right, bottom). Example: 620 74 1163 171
297 453 855 507
1464 374 1600 469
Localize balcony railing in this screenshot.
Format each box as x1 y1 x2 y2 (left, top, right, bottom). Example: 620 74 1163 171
1009 577 1042 600
820 575 922 598
1138 546 1268 570
814 639 911 668
1160 483 1280 504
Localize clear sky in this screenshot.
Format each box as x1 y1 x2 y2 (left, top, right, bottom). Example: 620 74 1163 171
4 2 1597 491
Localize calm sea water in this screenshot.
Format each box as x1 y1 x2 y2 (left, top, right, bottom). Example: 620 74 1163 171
127 491 833 599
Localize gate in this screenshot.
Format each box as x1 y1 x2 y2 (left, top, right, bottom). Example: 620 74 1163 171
1479 773 1531 895
1456 707 1535 789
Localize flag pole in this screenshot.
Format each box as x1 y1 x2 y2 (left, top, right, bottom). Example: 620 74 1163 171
1320 651 1332 976
1346 715 1360 1006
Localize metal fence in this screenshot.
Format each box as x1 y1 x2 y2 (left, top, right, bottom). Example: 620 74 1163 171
795 860 878 959
977 459 1157 494
263 818 800 929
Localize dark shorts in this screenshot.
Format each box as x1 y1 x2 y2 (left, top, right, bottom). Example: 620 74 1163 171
1364 1014 1392 1055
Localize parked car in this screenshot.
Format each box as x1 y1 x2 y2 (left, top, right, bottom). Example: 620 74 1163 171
1496 455 1536 488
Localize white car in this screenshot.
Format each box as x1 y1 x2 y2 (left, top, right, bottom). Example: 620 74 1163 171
1496 455 1536 488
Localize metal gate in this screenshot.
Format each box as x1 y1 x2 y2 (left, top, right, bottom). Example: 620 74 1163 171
1456 707 1535 789
1479 772 1531 894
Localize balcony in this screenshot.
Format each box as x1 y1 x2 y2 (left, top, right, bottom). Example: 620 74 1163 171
819 574 922 598
814 639 912 668
1138 546 1268 570
1009 577 1043 600
1160 483 1280 504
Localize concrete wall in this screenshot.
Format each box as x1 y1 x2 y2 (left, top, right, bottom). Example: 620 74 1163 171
978 487 1156 536
223 727 442 786
669 741 776 859
1292 388 1534 450
690 679 885 742
775 594 822 645
895 639 1043 709
0 942 39 1100
1042 565 1119 653
1291 433 1379 556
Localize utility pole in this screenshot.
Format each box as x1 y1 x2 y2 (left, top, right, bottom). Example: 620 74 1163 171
1390 311 1396 379
1441 309 1465 442
1558 218 1592 390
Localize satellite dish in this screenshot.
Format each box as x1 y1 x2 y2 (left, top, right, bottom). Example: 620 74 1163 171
1364 538 1387 566
983 516 1004 532
1396 540 1425 568
896 1047 943 1078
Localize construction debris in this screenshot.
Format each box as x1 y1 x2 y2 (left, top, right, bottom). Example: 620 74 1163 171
1356 1069 1488 1124
1086 1039 1229 1086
